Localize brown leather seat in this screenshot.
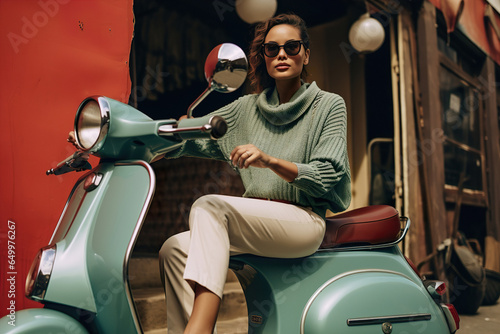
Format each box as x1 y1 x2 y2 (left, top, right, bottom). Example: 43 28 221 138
320 205 401 249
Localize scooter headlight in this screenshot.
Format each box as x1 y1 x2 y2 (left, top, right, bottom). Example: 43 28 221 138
75 96 110 151
25 245 56 301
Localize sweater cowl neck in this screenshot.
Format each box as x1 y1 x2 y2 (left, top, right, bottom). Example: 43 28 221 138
256 81 320 126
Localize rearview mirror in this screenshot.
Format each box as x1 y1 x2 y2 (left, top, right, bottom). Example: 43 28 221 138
187 43 248 118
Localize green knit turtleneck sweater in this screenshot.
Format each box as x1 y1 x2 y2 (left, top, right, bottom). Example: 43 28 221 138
169 81 351 218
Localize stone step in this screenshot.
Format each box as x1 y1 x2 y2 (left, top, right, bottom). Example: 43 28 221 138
133 281 247 332
129 256 163 290
130 256 247 332
133 287 167 331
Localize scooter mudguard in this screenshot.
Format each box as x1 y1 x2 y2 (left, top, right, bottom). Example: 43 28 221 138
0 308 88 334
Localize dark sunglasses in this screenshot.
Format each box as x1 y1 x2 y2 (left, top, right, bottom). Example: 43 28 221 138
262 40 304 57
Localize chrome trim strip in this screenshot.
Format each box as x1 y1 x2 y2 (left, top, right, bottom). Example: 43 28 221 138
158 124 212 134
316 217 410 252
157 124 175 135
118 160 156 334
347 313 432 326
93 97 111 152
299 269 413 334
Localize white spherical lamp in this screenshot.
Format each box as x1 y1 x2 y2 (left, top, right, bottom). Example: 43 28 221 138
348 13 385 53
235 0 277 24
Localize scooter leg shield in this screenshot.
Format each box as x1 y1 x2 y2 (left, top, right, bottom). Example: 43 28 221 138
0 308 89 334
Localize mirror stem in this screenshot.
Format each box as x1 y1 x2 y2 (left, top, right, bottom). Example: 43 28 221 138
187 84 213 118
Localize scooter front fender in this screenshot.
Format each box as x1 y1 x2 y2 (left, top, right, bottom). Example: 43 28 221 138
0 308 88 334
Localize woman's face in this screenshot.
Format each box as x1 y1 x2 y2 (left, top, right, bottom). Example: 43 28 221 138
263 24 310 83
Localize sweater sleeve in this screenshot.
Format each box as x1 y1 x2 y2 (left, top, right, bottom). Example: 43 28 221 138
290 95 351 205
165 96 245 161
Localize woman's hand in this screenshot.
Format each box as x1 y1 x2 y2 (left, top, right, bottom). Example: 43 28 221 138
230 144 271 169
230 144 298 182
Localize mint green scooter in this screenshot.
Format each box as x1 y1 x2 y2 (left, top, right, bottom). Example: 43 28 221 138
0 44 460 334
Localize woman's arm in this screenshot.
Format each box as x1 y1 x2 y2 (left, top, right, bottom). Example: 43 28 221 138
230 144 298 182
290 96 349 198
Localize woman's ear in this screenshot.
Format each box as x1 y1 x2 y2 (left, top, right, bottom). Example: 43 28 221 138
304 49 310 66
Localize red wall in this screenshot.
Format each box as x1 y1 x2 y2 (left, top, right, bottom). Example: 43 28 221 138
0 0 133 316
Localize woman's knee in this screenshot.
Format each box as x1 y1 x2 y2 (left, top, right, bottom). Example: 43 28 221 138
189 195 229 229
191 194 226 211
159 231 190 264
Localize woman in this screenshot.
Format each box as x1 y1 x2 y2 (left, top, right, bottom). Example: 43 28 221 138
159 13 351 334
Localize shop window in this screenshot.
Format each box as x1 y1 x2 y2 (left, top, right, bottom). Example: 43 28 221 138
439 67 483 191
437 13 487 205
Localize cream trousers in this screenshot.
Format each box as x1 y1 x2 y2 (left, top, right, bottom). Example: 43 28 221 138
159 194 325 334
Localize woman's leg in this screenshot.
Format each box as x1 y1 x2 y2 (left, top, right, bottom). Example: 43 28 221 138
184 284 220 334
160 230 223 334
159 232 194 334
160 195 325 333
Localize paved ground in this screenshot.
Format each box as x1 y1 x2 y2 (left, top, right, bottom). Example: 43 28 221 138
458 302 500 333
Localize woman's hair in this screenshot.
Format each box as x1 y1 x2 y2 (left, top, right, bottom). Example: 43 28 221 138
248 13 310 93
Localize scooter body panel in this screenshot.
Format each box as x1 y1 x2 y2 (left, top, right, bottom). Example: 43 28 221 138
96 98 176 160
230 246 450 334
0 308 89 334
42 161 155 333
303 271 450 333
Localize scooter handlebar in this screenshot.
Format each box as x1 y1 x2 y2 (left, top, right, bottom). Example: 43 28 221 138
158 115 227 140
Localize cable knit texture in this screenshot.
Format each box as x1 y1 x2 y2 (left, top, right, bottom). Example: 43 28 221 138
168 81 351 217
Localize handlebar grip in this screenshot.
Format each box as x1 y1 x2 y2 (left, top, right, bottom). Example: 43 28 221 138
176 115 227 140
208 116 227 139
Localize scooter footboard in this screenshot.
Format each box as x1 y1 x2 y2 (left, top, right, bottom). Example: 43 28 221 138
0 308 89 334
301 270 451 334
